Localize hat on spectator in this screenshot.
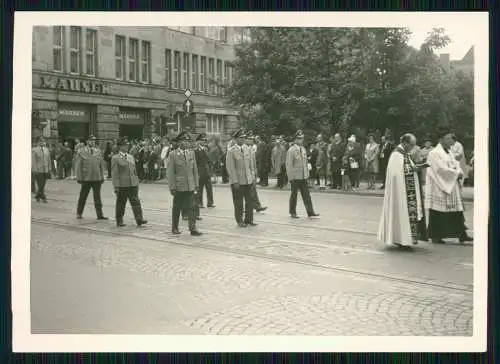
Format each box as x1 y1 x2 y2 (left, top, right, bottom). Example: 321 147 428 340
87 135 97 141
245 130 254 139
196 133 207 141
436 126 453 139
232 128 247 139
174 130 191 142
117 137 129 146
293 130 304 139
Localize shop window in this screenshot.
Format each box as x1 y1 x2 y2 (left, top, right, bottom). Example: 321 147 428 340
182 53 190 90
216 59 222 95
206 114 223 136
173 51 181 89
85 29 97 76
128 38 139 82
165 49 172 88
53 26 64 72
200 56 207 93
115 35 126 80
141 41 151 83
208 58 215 95
191 54 199 91
69 26 81 74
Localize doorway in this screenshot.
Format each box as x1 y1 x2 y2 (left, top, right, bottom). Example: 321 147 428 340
58 122 89 149
119 124 144 141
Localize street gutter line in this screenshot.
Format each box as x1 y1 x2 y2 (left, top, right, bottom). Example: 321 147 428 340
32 218 473 294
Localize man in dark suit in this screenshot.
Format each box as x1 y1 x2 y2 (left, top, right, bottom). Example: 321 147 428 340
195 133 215 208
75 135 108 220
167 131 203 236
379 135 395 189
245 131 268 213
111 137 148 227
226 128 256 227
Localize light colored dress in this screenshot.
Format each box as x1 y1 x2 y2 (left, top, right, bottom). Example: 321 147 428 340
364 142 380 173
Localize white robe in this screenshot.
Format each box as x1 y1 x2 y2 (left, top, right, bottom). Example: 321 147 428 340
377 148 423 247
424 143 464 212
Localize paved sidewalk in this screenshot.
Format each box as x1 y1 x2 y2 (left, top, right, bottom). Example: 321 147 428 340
151 177 474 202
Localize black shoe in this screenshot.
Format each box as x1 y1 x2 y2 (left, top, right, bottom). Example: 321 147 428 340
35 197 40 202
97 216 109 220
199 205 205 208
137 219 148 227
196 216 202 221
256 206 268 212
238 222 248 228
459 235 473 243
246 222 258 227
172 229 181 235
432 239 445 244
308 213 320 218
42 199 48 203
116 222 126 227
290 214 299 219
190 230 203 236
76 214 83 219
207 204 216 208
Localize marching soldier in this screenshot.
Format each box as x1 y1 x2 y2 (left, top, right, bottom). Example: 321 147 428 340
286 130 320 219
226 128 257 227
167 131 203 236
181 136 201 221
75 135 108 220
111 137 148 227
195 133 215 208
244 131 268 213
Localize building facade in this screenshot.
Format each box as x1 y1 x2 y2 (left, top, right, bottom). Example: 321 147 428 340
32 26 248 144
439 46 474 77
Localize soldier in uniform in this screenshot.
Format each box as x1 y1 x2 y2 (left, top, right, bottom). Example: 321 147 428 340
226 128 257 227
195 133 215 208
244 131 268 213
111 137 148 227
286 130 320 219
181 135 201 221
75 135 108 220
167 131 203 236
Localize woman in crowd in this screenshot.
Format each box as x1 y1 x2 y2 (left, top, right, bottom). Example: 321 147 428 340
364 133 380 189
345 135 362 189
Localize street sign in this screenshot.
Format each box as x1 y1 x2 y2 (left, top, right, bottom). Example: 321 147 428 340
184 89 192 98
182 99 194 114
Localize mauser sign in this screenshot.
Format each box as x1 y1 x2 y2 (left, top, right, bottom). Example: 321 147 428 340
39 76 110 95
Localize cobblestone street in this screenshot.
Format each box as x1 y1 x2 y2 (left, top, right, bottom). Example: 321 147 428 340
30 179 474 335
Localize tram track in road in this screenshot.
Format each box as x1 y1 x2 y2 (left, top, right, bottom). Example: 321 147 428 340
32 217 473 294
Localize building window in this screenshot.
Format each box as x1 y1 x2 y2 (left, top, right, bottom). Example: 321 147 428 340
69 26 81 73
191 55 199 91
53 26 64 72
128 38 139 81
173 51 181 89
216 59 222 95
115 35 126 80
206 27 227 42
229 65 235 84
206 114 224 135
208 58 215 95
223 62 230 95
165 49 171 88
182 53 190 90
85 29 97 76
141 41 151 83
200 56 207 93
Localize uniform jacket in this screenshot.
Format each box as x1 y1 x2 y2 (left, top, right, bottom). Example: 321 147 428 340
256 141 271 172
226 144 255 185
271 144 286 175
195 146 211 178
31 146 51 173
286 144 309 181
75 146 105 182
111 152 139 188
166 148 199 192
243 144 258 183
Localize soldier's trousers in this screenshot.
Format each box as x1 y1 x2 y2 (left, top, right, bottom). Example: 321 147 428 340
173 191 197 231
33 172 48 200
77 181 104 217
198 176 214 206
289 179 314 216
115 186 144 223
231 184 254 224
251 183 263 210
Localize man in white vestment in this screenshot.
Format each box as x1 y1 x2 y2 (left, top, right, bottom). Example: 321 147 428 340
378 134 428 247
425 128 473 244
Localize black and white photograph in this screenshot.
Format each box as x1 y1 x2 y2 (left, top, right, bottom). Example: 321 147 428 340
12 12 488 352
